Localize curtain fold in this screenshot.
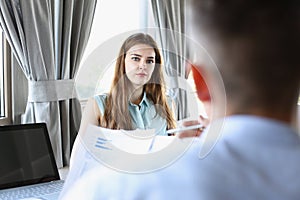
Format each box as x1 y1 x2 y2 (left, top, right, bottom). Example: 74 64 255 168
0 0 97 168
151 0 189 120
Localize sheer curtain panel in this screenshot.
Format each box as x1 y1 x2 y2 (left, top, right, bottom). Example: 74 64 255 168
151 0 189 120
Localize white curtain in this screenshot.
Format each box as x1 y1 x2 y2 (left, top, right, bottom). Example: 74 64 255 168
0 0 97 167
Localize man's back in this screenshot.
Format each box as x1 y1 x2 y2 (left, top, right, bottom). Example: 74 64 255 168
188 115 300 199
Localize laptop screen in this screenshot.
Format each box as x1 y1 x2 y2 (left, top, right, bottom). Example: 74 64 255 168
0 123 60 189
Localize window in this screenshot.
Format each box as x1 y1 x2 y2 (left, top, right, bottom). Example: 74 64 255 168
75 0 206 116
0 29 12 125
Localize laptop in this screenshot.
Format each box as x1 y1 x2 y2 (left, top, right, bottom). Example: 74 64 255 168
0 123 64 200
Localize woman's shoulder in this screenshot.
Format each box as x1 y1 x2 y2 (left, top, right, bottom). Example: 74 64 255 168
94 93 109 101
165 95 176 109
93 93 109 115
166 95 173 103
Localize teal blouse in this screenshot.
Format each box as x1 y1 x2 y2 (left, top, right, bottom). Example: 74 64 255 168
94 93 171 136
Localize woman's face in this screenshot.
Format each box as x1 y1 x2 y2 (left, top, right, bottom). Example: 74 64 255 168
124 44 156 88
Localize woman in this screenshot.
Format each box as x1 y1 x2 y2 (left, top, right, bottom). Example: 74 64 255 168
71 33 177 162
66 33 175 171
78 33 176 138
95 33 176 133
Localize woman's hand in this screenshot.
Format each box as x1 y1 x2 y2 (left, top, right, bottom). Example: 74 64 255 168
178 115 209 138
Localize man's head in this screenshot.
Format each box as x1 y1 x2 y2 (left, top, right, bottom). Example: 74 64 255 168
187 0 300 121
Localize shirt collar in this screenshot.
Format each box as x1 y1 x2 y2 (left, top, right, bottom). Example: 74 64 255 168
129 92 150 108
142 92 151 107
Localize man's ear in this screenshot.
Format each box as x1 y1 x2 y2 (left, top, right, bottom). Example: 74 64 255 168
186 61 211 102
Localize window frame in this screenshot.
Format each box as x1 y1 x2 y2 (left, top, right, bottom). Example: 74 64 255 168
0 31 4 117
0 34 12 125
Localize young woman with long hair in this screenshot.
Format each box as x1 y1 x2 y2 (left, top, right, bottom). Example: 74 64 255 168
96 33 176 132
74 33 177 153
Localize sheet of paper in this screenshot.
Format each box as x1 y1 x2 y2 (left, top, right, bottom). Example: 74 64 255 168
63 124 195 179
82 124 176 154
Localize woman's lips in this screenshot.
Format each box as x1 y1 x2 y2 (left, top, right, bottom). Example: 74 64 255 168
136 73 147 77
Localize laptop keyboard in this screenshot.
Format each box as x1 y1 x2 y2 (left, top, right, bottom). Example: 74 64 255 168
0 181 64 200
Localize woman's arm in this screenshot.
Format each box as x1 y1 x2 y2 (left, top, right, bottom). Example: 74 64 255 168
70 97 101 165
78 98 101 135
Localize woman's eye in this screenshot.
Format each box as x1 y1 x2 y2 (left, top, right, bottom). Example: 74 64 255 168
146 60 154 64
131 57 140 61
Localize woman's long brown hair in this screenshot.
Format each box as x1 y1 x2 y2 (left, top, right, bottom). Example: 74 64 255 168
99 33 176 130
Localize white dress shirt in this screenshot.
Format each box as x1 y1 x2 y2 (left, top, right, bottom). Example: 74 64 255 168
59 115 300 200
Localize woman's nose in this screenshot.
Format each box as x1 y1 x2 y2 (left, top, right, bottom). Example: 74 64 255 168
139 60 146 69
